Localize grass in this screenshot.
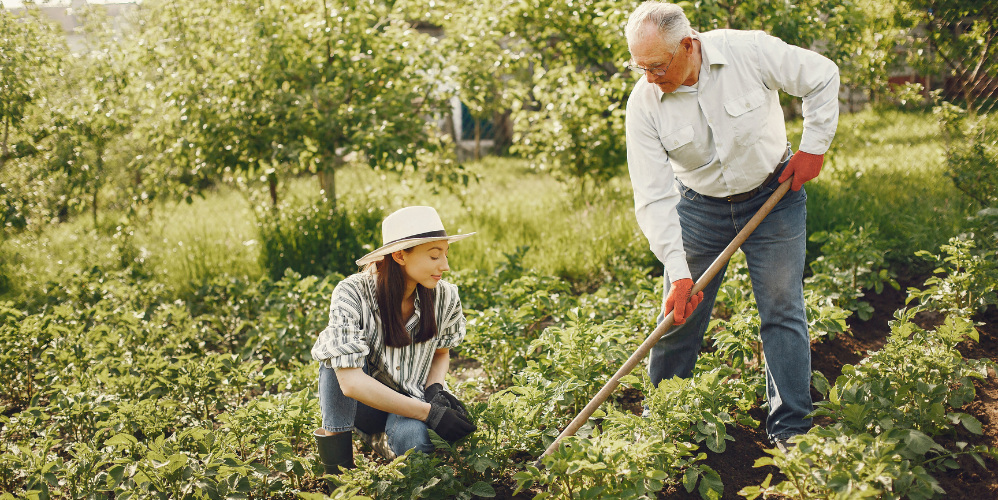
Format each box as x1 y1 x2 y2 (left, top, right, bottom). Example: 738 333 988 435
1 107 977 303
787 107 974 268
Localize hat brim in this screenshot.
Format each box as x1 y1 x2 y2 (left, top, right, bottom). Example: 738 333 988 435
355 233 475 267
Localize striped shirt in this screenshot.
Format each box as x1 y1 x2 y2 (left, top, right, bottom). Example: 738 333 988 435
310 269 466 401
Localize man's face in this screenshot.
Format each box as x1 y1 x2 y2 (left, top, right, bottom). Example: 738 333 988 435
629 30 691 94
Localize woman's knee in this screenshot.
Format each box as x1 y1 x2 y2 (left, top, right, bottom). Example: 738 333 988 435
387 416 434 455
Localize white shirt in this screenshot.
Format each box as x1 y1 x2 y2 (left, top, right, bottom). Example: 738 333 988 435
625 29 840 282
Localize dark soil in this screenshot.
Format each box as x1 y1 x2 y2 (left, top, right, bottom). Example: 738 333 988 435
655 272 998 499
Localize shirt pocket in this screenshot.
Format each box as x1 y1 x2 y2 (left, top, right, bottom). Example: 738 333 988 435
724 87 767 146
661 124 694 152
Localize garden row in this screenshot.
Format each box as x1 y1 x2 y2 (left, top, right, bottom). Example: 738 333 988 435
2 220 996 499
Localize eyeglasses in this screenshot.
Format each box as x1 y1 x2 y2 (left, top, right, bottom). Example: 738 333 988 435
627 37 690 77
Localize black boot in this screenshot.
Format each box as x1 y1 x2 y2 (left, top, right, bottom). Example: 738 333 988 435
313 429 354 492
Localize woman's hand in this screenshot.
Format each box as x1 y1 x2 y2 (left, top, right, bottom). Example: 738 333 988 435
424 382 468 416
424 392 476 442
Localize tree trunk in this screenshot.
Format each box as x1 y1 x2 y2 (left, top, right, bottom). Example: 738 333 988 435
92 153 104 229
92 180 99 229
0 117 8 173
268 173 278 206
318 154 343 208
474 119 481 161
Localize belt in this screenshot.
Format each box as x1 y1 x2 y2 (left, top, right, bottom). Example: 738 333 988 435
702 150 792 203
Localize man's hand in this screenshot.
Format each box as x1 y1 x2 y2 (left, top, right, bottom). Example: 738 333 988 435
665 278 703 325
778 151 824 191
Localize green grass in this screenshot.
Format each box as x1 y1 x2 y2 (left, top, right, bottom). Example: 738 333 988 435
1 107 975 303
788 108 974 267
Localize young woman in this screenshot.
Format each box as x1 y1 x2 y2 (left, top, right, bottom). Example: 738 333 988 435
310 206 476 481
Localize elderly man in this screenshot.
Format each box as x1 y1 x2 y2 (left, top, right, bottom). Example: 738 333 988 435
624 1 839 450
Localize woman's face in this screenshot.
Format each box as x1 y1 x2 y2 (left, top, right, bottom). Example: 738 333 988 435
395 240 451 290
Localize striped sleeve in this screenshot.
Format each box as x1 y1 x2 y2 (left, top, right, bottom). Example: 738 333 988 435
311 277 370 369
435 282 466 350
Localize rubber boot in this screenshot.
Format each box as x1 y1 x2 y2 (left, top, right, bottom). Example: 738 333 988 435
313 429 354 492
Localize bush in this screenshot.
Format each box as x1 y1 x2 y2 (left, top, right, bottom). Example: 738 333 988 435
257 198 382 280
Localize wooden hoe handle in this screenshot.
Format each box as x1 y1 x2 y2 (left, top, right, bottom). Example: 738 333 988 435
534 178 794 467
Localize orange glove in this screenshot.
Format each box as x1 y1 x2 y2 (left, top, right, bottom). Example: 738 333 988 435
665 278 703 325
778 151 824 191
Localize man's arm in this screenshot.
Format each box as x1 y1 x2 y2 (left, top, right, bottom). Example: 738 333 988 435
625 87 690 283
756 32 840 156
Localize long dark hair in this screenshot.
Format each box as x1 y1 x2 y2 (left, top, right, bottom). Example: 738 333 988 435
373 251 437 348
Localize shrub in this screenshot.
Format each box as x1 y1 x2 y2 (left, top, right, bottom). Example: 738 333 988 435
806 225 899 321
257 198 382 281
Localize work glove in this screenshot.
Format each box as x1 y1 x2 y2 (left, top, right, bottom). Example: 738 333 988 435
424 393 476 442
424 383 468 416
665 278 703 325
778 151 824 191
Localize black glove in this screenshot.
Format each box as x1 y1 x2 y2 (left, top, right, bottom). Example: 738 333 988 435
424 383 468 416
424 393 476 442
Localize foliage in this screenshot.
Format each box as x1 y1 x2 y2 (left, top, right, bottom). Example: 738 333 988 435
130 0 449 204
806 225 899 321
740 427 945 500
256 196 381 281
427 0 523 159
811 312 990 437
513 427 704 500
0 6 64 174
908 236 998 316
933 101 998 209
505 0 634 193
897 0 998 114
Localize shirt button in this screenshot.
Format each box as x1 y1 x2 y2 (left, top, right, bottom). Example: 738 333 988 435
673 140 679 146
745 102 751 108
395 366 400 370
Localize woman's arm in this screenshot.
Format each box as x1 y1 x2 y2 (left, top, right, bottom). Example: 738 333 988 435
335 367 431 421
425 348 450 388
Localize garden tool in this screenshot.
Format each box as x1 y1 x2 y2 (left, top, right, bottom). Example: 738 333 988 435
535 177 795 467
313 429 354 492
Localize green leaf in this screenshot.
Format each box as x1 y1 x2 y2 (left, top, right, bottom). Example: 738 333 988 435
905 430 938 455
683 468 698 493
468 481 496 497
698 466 723 500
105 433 138 447
961 414 984 435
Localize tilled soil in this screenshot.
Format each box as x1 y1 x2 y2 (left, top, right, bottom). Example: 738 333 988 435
654 274 998 499
470 273 998 499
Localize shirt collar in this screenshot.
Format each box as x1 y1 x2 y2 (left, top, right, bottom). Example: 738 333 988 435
699 32 728 67
658 34 726 100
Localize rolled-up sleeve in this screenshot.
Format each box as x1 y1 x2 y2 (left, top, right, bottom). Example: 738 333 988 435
435 284 466 349
756 32 839 155
626 86 691 282
311 280 370 369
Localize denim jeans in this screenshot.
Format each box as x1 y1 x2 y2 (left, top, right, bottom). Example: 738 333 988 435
318 364 434 455
649 159 812 440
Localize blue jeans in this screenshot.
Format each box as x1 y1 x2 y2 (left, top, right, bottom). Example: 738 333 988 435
318 365 434 455
649 160 812 441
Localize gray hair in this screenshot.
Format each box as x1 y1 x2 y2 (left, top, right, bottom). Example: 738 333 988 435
625 2 692 50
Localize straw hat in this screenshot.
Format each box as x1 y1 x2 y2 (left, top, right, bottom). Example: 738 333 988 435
355 206 475 267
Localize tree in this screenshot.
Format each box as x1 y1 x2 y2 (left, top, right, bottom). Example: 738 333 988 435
505 0 638 196
898 0 997 114
0 5 64 173
45 5 133 229
131 0 448 206
430 0 523 161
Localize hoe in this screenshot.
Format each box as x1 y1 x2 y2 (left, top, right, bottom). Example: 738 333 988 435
536 177 795 466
